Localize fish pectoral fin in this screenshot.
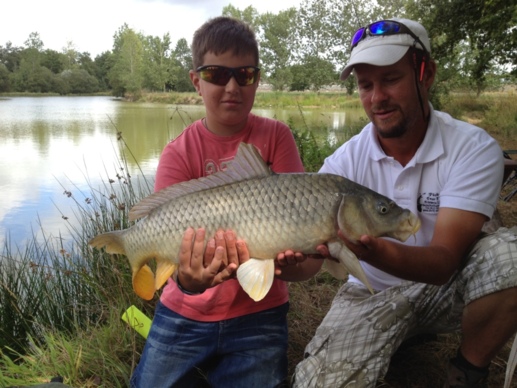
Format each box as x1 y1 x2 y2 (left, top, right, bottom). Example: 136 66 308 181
327 241 374 294
323 259 349 280
155 261 177 291
133 265 156 301
236 258 275 302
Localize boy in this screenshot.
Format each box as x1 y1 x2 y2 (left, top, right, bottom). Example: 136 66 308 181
130 16 305 387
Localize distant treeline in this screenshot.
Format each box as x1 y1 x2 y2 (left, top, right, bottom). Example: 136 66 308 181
1 0 515 97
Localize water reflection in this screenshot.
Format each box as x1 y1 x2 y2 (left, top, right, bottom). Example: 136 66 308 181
0 96 366 249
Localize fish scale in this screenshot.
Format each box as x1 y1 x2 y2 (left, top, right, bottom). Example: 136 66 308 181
90 143 420 301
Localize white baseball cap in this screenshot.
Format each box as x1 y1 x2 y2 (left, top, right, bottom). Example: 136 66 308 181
340 18 431 80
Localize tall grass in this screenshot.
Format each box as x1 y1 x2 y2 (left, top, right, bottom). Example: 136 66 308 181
0 132 155 386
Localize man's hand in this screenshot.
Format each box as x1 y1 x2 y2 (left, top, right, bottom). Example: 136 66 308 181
338 230 380 263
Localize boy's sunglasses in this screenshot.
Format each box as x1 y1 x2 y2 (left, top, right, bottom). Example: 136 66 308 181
196 65 260 86
350 20 428 54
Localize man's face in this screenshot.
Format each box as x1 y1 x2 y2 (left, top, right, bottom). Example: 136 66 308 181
354 54 426 139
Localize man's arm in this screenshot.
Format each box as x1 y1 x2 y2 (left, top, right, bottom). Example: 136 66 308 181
342 207 487 285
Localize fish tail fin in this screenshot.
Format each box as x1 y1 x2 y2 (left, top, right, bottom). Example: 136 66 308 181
133 265 156 300
236 258 275 302
155 261 177 291
327 241 374 294
89 230 126 255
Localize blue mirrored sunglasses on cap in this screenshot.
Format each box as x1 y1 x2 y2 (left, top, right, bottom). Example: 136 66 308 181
350 20 428 54
196 65 260 86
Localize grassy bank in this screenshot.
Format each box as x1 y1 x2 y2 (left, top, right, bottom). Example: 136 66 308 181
1 91 516 387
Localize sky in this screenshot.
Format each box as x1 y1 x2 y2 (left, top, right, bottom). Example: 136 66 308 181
2 0 304 58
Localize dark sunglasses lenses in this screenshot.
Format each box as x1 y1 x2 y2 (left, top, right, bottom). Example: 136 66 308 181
197 66 259 86
350 21 403 48
351 27 365 48
369 20 401 35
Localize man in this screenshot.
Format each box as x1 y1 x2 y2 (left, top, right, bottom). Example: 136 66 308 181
292 18 517 388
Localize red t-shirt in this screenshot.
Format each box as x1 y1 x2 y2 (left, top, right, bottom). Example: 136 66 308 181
155 113 304 321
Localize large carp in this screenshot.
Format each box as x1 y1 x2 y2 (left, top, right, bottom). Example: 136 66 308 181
89 143 420 302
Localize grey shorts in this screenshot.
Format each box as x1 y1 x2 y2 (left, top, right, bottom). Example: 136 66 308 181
293 226 517 388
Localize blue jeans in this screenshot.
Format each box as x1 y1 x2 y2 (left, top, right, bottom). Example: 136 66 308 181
130 301 289 388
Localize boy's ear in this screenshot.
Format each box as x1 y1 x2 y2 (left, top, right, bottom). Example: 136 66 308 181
189 70 202 95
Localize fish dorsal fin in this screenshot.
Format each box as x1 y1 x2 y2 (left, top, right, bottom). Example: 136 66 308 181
129 143 272 221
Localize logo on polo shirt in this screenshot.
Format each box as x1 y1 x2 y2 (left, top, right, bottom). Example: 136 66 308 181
417 192 440 213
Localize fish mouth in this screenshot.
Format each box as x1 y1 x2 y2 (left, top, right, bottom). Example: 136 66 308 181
389 213 421 242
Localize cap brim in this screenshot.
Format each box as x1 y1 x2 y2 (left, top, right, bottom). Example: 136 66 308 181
340 45 409 80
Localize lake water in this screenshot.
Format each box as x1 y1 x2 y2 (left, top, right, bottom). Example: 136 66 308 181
0 96 366 250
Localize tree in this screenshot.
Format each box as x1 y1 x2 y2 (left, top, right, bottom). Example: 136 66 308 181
294 0 336 63
412 0 517 95
77 52 97 78
302 55 336 91
0 42 22 73
169 38 194 92
143 33 172 92
41 49 65 74
93 51 113 91
60 68 100 94
0 63 10 92
109 24 144 97
62 41 79 70
222 5 261 30
258 9 298 90
23 32 44 73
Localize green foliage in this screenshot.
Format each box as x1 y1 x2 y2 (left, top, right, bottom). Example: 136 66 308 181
290 113 340 172
300 55 336 91
169 39 194 93
289 65 310 91
256 8 298 89
412 0 517 95
60 69 100 94
109 25 145 98
0 63 10 92
0 131 152 362
0 311 143 387
481 93 517 139
1 0 517 96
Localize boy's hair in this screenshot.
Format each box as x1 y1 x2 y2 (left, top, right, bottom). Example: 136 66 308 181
191 16 259 69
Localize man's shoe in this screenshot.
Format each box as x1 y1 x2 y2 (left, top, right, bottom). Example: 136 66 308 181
443 358 489 388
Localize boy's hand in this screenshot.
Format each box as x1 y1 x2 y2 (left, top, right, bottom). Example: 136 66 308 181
274 245 328 276
176 228 237 294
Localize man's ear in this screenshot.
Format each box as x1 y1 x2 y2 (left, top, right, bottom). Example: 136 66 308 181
423 59 436 89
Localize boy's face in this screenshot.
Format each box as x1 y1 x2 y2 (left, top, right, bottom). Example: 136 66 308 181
190 51 260 136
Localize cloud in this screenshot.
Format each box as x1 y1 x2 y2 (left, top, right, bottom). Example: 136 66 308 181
2 0 301 58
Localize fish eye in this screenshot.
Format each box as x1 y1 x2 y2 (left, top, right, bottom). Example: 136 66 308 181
377 201 389 214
